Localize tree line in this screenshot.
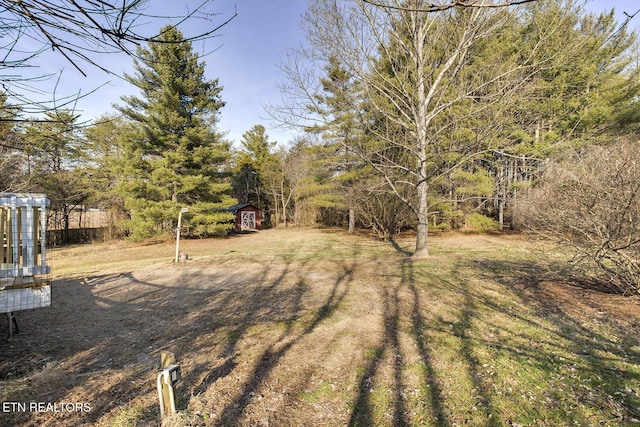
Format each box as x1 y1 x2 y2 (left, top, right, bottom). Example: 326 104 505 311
273 0 640 255
2 0 640 290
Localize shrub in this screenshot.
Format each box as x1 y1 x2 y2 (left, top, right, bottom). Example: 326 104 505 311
356 190 414 241
516 140 640 294
465 212 501 233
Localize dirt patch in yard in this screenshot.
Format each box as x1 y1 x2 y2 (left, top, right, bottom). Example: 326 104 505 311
0 228 639 426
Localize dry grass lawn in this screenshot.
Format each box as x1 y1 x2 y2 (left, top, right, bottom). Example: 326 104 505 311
0 228 639 426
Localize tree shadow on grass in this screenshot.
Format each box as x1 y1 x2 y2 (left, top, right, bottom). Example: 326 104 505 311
348 283 409 427
465 258 640 424
445 264 505 426
347 247 640 426
403 261 501 427
0 231 365 426
211 260 355 426
404 261 450 427
348 258 461 427
0 271 195 426
170 233 366 425
9 231 639 426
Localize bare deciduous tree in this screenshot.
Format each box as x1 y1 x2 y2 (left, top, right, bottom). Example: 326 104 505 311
273 0 584 257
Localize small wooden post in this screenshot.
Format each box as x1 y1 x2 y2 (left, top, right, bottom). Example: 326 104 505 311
160 352 176 416
161 352 175 369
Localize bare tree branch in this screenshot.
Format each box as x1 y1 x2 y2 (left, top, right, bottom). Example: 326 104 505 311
1 0 236 75
0 0 236 120
360 0 539 13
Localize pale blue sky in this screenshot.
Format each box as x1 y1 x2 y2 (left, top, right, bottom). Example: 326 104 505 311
9 0 640 147
16 0 309 145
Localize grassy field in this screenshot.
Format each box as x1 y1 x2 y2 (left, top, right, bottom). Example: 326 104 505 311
1 228 639 426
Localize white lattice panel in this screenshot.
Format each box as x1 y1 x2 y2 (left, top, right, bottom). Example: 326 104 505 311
0 285 50 313
0 193 51 314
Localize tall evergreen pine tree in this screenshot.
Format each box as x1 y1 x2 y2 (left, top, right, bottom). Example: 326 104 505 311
116 25 235 239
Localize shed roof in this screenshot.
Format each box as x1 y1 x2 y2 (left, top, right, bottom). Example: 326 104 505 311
227 203 260 213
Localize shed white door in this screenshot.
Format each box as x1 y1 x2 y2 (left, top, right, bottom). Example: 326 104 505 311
241 211 256 230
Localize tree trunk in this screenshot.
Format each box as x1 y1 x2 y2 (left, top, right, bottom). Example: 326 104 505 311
281 180 288 227
272 192 280 226
63 207 70 244
348 208 355 234
414 179 429 257
413 17 429 259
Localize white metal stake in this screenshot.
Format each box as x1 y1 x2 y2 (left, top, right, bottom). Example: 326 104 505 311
174 207 188 263
157 372 165 418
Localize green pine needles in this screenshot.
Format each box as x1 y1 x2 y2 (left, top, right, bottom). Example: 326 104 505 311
115 25 235 240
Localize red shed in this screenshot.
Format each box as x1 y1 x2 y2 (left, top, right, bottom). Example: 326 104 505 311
228 203 262 233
